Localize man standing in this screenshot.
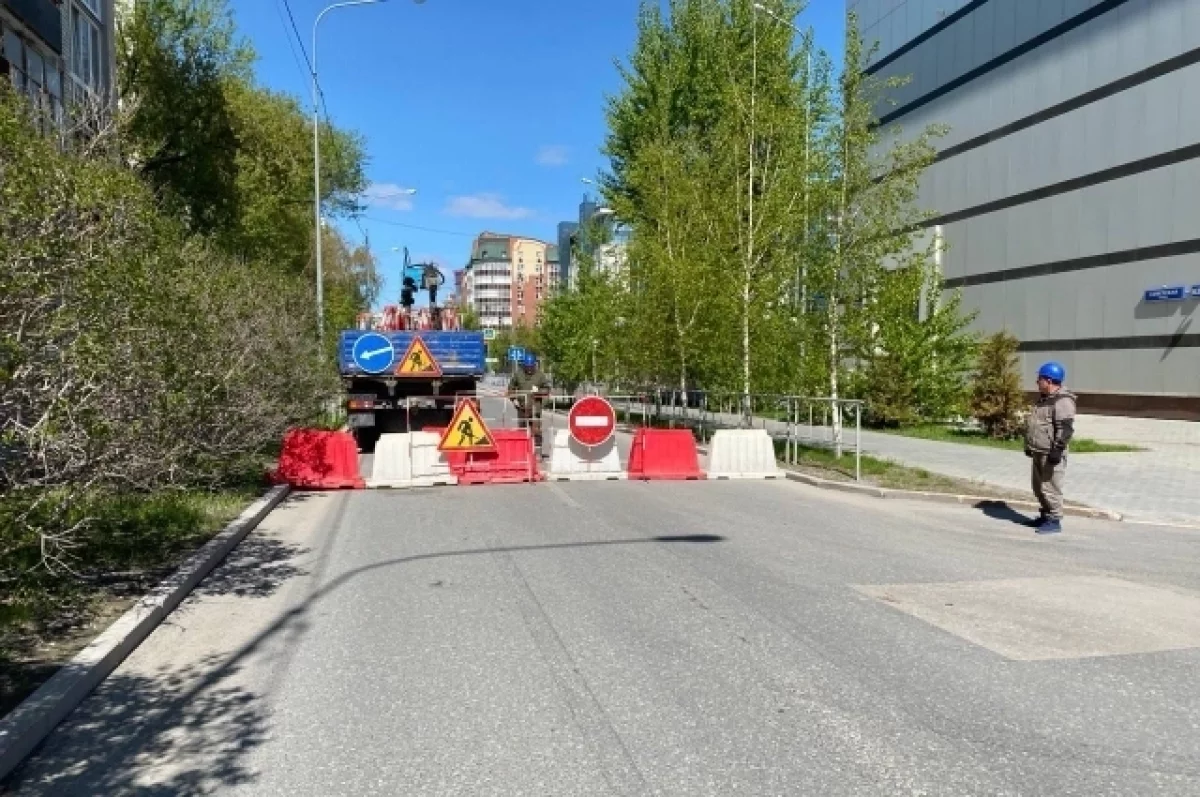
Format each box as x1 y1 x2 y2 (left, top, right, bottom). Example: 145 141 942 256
509 354 550 447
1024 362 1076 534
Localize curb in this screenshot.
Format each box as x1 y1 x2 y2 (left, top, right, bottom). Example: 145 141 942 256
781 470 1122 521
0 484 291 781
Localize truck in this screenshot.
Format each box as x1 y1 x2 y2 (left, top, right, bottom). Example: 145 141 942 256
339 328 487 451
339 248 486 450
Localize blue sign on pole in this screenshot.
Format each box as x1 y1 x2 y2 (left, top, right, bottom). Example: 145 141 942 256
1143 286 1187 302
352 332 396 374
508 346 525 363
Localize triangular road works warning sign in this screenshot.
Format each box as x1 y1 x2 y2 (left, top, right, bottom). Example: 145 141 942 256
439 400 496 452
395 337 442 377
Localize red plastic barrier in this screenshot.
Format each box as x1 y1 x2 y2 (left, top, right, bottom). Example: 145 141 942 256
445 429 542 486
270 428 365 490
627 428 705 481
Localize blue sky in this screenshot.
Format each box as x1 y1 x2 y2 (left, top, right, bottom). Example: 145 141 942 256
230 0 847 305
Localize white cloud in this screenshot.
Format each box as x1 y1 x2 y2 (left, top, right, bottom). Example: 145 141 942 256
363 182 416 211
535 145 570 167
444 193 534 220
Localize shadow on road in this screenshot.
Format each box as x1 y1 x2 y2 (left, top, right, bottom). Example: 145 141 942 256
2 532 723 795
973 500 1037 526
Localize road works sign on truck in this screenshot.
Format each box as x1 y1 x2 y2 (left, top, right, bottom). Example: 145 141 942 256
395 336 442 377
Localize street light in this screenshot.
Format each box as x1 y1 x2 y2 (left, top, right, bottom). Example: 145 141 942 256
754 0 815 395
312 0 421 348
752 2 802 34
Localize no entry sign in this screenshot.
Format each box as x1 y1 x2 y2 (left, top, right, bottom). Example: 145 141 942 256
568 396 616 447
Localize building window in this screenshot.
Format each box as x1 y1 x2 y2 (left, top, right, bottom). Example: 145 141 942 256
72 6 103 91
2 27 64 127
79 0 103 19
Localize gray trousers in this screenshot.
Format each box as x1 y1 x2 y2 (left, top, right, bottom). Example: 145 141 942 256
1031 454 1066 520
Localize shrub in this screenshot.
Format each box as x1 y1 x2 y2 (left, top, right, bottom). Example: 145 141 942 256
0 89 336 573
970 331 1025 439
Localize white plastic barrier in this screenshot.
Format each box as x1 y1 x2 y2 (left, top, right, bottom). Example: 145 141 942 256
547 429 626 481
707 429 782 480
368 432 458 488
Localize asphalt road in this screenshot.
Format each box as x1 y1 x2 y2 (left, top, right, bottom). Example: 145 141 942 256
7 481 1200 796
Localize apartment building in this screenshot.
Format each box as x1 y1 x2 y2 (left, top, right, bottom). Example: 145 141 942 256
461 232 558 330
857 0 1200 417
1 0 114 126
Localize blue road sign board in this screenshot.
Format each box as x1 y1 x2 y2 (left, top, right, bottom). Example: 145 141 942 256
1143 286 1187 302
352 332 396 374
508 346 525 363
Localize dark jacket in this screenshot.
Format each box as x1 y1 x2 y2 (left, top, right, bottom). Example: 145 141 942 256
1025 389 1077 454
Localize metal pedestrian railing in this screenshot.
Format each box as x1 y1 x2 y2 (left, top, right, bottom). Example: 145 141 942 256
546 388 866 482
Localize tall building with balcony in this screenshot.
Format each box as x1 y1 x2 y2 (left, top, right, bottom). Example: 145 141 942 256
1 0 115 127
461 232 557 330
858 0 1200 417
464 233 513 329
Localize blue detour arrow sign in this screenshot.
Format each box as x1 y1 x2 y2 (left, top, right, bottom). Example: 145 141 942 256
352 333 396 374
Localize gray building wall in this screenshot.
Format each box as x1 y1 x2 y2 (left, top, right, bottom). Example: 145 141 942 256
855 0 1200 418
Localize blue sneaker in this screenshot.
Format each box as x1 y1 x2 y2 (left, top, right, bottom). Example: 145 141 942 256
1035 519 1062 535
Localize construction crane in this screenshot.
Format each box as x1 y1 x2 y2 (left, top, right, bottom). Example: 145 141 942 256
358 248 457 332
399 246 449 330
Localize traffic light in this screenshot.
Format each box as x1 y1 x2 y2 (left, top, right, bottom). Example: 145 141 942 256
401 276 417 308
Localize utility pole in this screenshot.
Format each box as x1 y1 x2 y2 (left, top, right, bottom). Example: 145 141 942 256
311 0 404 348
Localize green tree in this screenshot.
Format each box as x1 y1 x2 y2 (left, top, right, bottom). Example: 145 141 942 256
117 0 251 233
458 307 482 331
539 268 623 385
219 80 367 273
852 262 978 425
812 12 945 448
119 0 367 271
604 0 816 396
617 136 724 393
970 331 1026 439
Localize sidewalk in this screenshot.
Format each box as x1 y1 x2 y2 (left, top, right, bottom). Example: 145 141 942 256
637 403 1200 526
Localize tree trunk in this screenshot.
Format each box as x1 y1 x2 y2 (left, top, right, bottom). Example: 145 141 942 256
829 295 842 458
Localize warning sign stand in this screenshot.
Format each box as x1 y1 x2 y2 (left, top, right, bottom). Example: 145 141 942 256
436 400 541 485
439 399 496 453
395 337 443 377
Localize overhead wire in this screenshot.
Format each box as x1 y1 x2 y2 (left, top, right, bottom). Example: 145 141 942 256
276 0 356 228
272 0 310 87
361 217 479 238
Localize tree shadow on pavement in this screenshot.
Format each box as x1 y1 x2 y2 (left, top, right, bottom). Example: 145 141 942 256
1 533 723 795
4 655 268 796
192 535 310 600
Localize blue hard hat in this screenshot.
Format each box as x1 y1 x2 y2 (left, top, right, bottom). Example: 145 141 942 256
522 352 537 367
1037 361 1066 383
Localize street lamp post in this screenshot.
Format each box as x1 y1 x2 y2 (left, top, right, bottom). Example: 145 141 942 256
312 0 418 348
753 1 816 401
